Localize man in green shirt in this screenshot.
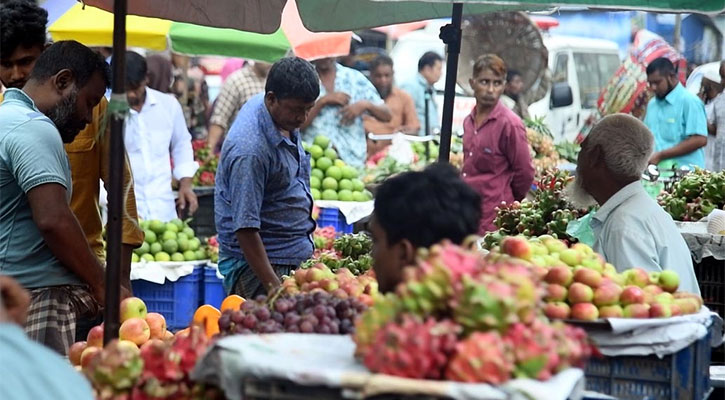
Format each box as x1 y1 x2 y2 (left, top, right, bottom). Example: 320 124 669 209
644 57 708 168
0 41 110 354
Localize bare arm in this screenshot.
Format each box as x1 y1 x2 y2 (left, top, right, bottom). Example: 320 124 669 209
27 183 105 305
207 124 225 153
649 135 708 164
235 228 281 293
365 101 392 123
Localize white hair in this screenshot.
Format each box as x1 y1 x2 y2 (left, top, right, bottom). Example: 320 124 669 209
586 113 654 180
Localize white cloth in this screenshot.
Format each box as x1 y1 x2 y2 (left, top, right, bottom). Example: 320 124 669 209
314 200 374 224
706 92 725 171
125 88 198 221
590 182 699 294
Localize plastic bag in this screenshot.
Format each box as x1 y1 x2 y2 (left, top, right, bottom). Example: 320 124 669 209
566 212 596 247
387 134 415 165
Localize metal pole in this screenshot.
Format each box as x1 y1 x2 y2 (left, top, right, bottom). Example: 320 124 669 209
437 2 463 163
424 88 431 160
104 0 127 345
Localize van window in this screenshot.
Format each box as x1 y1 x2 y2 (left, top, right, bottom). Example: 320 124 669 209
574 52 620 109
553 54 569 84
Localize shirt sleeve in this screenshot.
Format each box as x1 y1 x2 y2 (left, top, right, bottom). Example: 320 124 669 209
168 98 200 180
7 119 69 193
209 74 242 130
227 153 267 231
502 120 535 200
601 227 663 273
683 96 708 138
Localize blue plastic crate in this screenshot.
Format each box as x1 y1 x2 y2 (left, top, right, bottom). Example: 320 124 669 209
131 266 203 330
585 328 713 400
317 207 353 234
203 267 225 309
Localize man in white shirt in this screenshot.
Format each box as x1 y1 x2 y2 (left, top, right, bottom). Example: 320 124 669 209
123 51 198 221
568 113 699 294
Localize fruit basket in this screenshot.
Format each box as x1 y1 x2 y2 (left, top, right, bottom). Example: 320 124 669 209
202 265 225 310
131 265 204 330
317 207 354 234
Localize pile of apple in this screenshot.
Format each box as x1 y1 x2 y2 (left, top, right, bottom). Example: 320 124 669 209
280 264 378 306
69 297 173 368
491 236 704 321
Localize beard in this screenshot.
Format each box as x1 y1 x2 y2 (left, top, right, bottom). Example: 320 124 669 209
46 89 82 143
377 85 392 99
565 177 598 210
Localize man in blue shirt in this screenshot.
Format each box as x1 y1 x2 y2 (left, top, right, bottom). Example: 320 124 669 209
400 51 444 135
644 57 708 168
215 57 319 298
0 41 110 354
301 57 391 167
570 114 699 294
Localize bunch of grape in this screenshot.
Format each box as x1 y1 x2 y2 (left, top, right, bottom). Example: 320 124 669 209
217 291 367 336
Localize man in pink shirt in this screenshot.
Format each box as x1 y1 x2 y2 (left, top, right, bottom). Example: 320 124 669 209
462 54 535 234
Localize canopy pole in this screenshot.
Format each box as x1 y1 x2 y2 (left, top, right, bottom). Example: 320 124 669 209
437 2 463 163
103 0 128 345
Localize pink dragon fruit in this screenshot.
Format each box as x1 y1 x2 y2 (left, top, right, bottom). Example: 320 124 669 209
85 340 144 394
445 331 515 384
503 321 559 380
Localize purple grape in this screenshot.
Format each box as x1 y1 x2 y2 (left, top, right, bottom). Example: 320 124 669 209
274 299 291 313
313 305 326 319
255 294 268 302
231 311 245 324
316 324 331 334
218 313 232 330
299 320 315 333
284 313 301 327
326 306 336 317
328 321 340 334
255 307 271 321
242 314 258 329
286 325 300 333
239 328 253 334
272 311 284 323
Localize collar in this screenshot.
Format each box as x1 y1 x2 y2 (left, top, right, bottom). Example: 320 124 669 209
417 73 432 89
2 88 37 109
131 87 160 114
466 100 505 129
255 94 299 148
592 181 643 224
661 82 684 105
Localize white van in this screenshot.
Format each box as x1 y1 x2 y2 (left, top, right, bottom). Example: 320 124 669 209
391 29 621 142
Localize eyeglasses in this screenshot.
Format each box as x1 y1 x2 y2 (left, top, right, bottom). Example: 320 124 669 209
474 79 505 88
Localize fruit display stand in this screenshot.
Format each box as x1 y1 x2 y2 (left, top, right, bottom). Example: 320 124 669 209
575 308 722 399
190 333 586 400
315 200 374 234
130 260 210 330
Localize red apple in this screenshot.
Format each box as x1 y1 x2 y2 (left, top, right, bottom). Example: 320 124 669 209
544 302 571 319
620 286 646 305
545 266 574 287
571 303 599 321
294 268 309 285
501 236 533 260
560 249 583 267
86 324 104 348
145 312 166 340
674 298 699 315
163 330 174 341
670 303 682 316
545 284 568 302
308 268 325 282
649 302 672 318
574 268 604 288
593 284 622 307
80 346 102 368
68 341 87 366
674 292 703 308
625 268 650 288
599 305 624 318
623 303 650 318
567 282 594 304
331 288 349 299
120 297 148 323
658 270 680 293
643 284 663 296
119 317 151 346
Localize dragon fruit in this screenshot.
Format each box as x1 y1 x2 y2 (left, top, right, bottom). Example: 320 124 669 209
362 315 460 379
85 340 144 393
449 273 522 334
551 321 594 371
353 293 402 357
445 331 515 384
503 321 559 380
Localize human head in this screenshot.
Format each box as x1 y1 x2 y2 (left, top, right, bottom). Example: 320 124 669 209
418 51 443 86
572 114 654 208
145 54 173 93
646 57 678 100
264 57 320 132
505 69 524 98
27 40 110 143
369 55 394 99
124 51 148 108
469 54 507 110
0 0 48 89
370 163 481 293
312 57 336 74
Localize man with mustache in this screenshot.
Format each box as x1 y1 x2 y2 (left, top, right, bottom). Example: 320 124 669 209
0 0 143 342
0 41 111 354
569 113 699 293
462 54 535 234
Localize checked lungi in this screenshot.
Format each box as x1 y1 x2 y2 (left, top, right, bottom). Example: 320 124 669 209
24 285 100 356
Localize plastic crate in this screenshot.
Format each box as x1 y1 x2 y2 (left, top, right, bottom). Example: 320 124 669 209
131 266 203 330
186 187 216 239
693 256 724 365
585 329 713 400
202 266 225 309
317 207 353 235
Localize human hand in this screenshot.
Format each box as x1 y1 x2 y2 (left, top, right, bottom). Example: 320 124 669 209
340 101 368 125
648 152 662 166
177 179 199 217
0 275 31 326
323 92 350 107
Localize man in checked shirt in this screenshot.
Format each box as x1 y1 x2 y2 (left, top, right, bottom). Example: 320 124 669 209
207 61 272 152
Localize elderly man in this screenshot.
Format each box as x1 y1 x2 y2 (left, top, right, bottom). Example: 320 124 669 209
400 51 444 135
706 60 725 171
570 113 699 294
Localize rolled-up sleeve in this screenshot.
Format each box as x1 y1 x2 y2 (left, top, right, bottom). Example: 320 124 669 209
169 99 199 180
503 122 535 200
228 154 267 231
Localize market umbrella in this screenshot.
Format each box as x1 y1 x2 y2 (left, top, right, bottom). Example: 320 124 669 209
46 0 351 62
